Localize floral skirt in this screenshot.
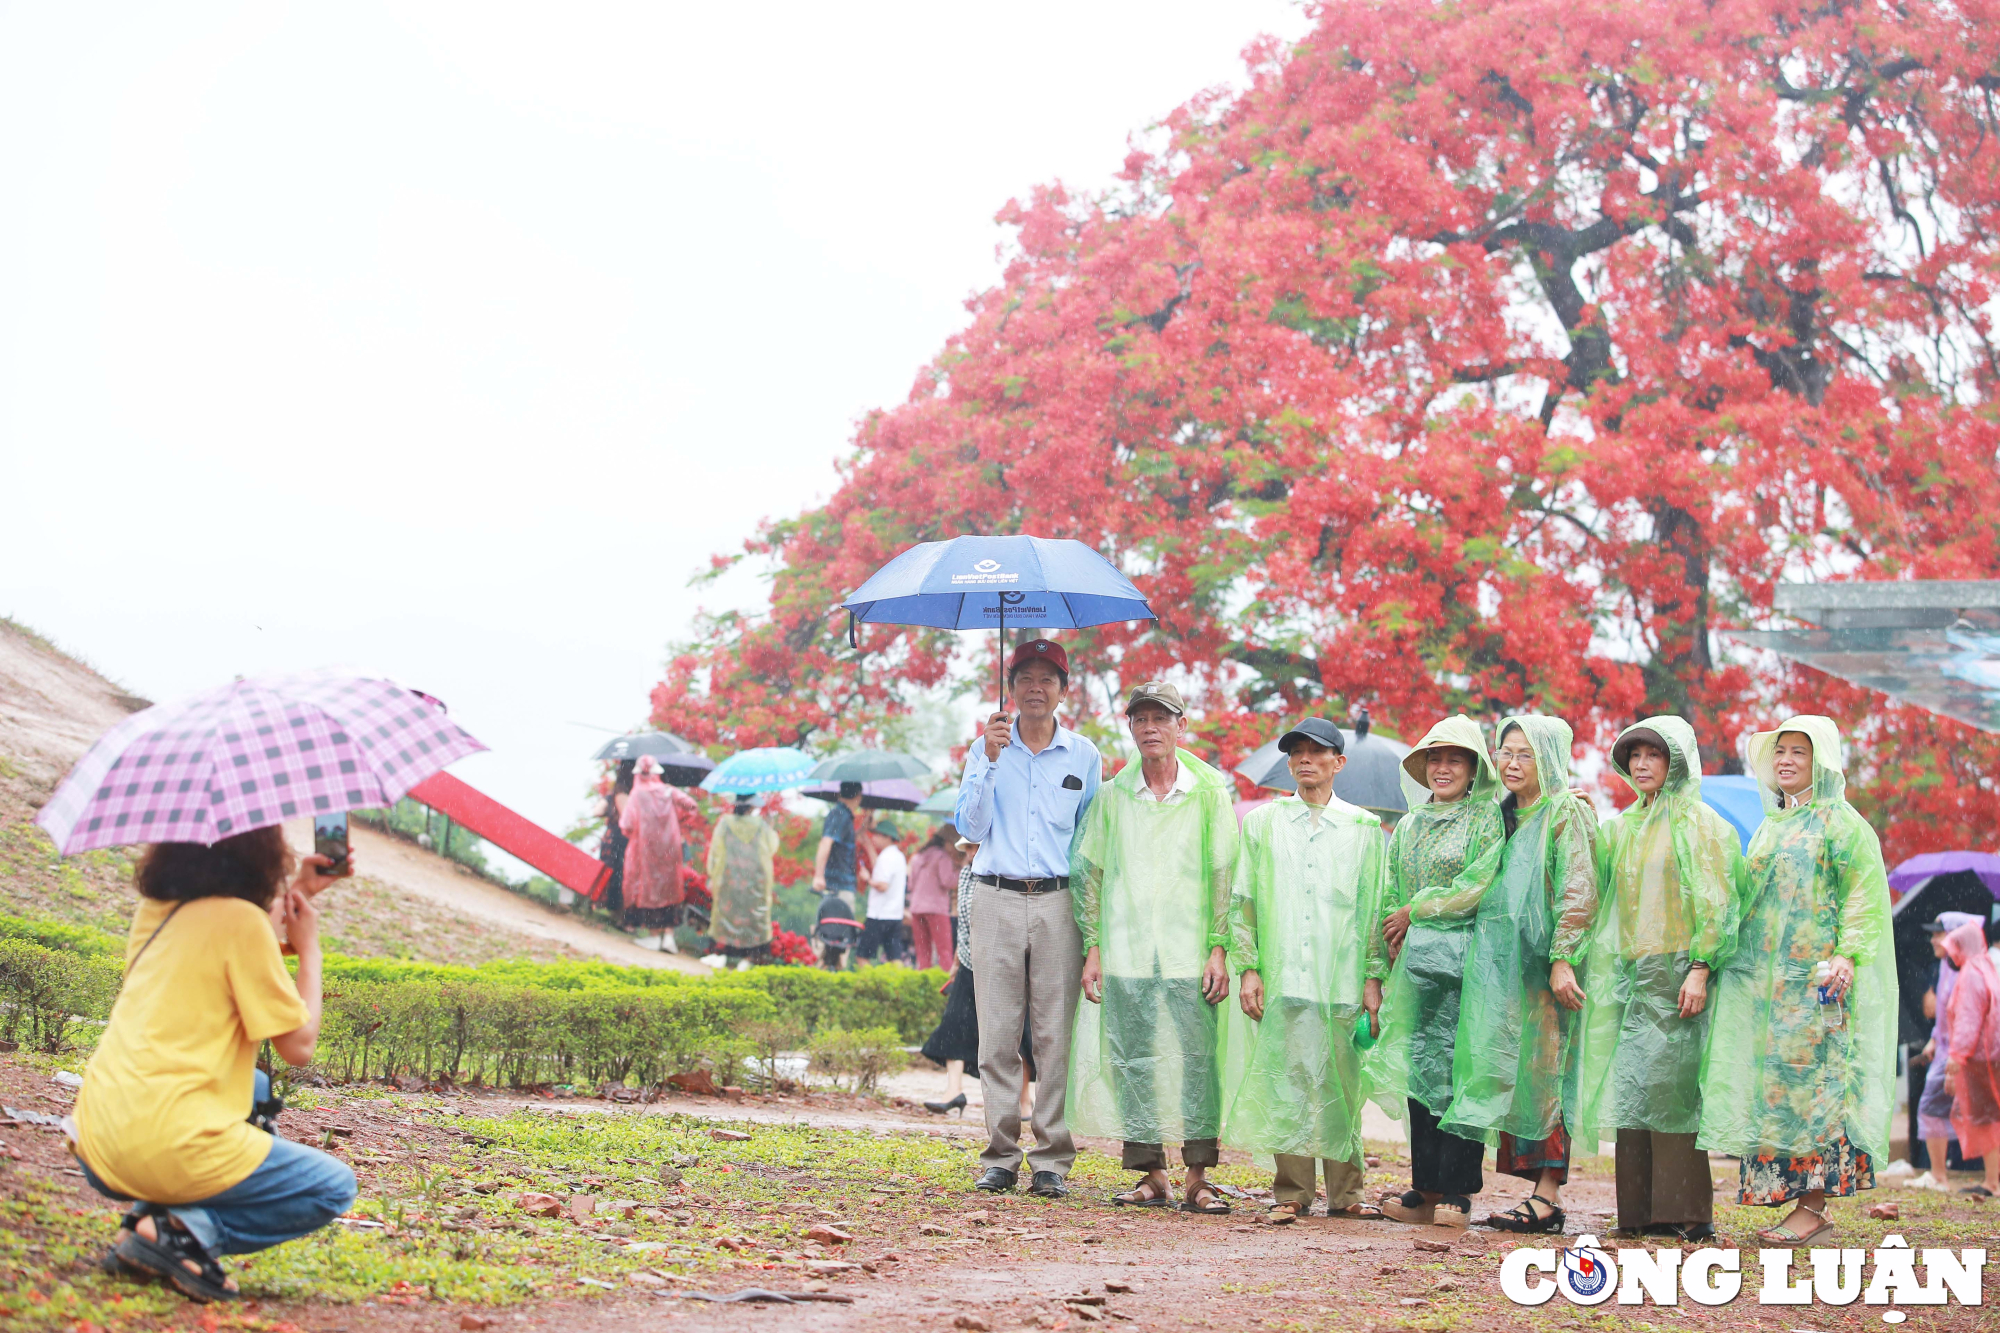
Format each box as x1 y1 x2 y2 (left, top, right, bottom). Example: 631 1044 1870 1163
1738 1134 1874 1205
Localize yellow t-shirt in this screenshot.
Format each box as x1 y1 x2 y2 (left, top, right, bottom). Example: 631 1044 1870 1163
75 896 310 1203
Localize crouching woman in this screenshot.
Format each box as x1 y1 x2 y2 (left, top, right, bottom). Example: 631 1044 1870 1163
73 828 357 1301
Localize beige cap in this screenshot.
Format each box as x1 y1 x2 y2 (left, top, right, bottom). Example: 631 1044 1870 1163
1125 681 1187 716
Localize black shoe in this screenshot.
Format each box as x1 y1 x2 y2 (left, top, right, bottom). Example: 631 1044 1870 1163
1028 1171 1069 1198
975 1167 1018 1193
924 1093 969 1116
1483 1194 1565 1234
1673 1222 1717 1243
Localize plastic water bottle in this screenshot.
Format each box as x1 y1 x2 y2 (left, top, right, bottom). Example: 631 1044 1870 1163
1814 961 1847 1033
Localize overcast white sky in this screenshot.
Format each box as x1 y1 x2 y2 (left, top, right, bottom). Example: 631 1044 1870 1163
0 1 1310 847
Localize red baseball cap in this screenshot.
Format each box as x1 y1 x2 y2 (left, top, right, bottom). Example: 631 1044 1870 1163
1008 638 1070 677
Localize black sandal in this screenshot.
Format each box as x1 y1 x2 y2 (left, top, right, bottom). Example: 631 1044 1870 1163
1483 1194 1565 1234
114 1214 240 1302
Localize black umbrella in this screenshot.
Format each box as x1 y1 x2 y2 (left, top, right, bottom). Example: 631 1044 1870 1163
1233 710 1413 817
801 779 924 812
591 731 715 788
808 750 932 783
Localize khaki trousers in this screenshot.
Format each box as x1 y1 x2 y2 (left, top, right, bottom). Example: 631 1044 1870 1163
1272 1154 1366 1211
1614 1129 1713 1227
970 882 1082 1176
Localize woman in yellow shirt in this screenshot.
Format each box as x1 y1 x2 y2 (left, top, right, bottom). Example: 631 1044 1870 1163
74 826 356 1302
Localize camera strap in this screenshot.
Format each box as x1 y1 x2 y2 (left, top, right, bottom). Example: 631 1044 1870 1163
126 902 185 972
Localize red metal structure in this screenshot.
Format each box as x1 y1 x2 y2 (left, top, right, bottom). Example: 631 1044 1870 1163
405 771 610 899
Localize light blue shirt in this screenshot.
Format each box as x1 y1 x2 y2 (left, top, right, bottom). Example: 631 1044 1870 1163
954 720 1101 880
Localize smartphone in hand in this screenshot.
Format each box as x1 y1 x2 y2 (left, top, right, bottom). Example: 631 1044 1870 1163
312 811 350 878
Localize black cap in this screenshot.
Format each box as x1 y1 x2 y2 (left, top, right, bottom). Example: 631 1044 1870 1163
1923 918 1954 934
1277 717 1345 755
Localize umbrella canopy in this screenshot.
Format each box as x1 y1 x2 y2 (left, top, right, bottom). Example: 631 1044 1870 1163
917 785 961 816
1697 774 1765 853
809 750 932 783
700 747 816 795
802 779 924 812
1888 850 2000 899
841 534 1157 700
592 731 715 787
1233 715 1413 816
36 673 486 854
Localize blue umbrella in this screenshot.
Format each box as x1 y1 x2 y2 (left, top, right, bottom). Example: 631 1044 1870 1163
1700 774 1765 852
841 535 1156 702
701 746 817 795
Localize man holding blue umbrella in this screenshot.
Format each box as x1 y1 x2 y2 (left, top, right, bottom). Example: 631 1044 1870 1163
955 638 1102 1197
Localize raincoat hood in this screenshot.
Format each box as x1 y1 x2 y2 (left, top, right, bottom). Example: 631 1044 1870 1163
1494 714 1574 813
1611 715 1700 803
1400 714 1499 801
1945 918 1991 970
1747 714 1845 810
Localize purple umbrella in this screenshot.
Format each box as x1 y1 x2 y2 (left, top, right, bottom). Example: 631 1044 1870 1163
36 672 487 855
800 778 924 812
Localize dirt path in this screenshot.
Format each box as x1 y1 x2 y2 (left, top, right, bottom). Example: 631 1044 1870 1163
309 823 709 974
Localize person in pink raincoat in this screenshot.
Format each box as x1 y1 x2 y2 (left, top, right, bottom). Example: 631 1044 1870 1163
1943 918 2000 1197
620 756 688 948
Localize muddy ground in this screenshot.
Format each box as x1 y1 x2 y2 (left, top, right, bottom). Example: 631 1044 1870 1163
3 1055 1991 1333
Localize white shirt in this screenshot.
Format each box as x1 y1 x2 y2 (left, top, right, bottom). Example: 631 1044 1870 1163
1139 757 1198 805
867 845 908 920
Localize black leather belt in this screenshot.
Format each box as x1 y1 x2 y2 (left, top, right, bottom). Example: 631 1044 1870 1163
975 872 1070 894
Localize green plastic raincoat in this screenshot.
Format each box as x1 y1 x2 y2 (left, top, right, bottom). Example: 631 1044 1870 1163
1571 717 1742 1146
1068 749 1238 1146
1438 715 1599 1145
1697 715 1895 1167
1221 794 1386 1163
1362 715 1507 1119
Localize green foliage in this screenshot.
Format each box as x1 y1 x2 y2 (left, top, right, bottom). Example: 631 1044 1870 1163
806 1026 909 1093
0 913 122 959
0 940 121 1053
319 952 947 1042
315 979 773 1088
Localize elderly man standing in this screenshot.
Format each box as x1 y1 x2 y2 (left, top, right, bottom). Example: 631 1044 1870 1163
1224 717 1389 1220
1070 683 1238 1212
955 639 1102 1197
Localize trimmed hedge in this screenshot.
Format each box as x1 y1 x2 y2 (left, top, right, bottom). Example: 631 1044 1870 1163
315 979 776 1087
0 940 121 1053
0 910 948 1077
320 954 948 1044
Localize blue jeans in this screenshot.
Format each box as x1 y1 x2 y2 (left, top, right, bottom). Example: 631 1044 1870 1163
79 1071 357 1256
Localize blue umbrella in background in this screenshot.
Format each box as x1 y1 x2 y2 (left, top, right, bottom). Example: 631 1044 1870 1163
701 746 817 795
841 535 1157 704
1700 774 1765 852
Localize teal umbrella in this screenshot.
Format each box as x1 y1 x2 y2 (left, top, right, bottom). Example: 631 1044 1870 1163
809 750 932 783
700 747 816 795
917 785 961 818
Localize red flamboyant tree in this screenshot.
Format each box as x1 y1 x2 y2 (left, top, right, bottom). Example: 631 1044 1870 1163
655 0 2000 860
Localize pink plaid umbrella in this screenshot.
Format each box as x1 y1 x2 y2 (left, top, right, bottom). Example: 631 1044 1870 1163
36 672 487 855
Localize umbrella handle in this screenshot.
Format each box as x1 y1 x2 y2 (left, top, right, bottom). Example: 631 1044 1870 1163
848 611 859 651
996 604 1005 714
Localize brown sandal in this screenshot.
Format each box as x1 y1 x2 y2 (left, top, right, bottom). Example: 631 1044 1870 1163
1112 1178 1171 1208
1181 1183 1231 1215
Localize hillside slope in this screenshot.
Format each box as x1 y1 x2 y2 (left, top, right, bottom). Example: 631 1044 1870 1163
0 618 698 970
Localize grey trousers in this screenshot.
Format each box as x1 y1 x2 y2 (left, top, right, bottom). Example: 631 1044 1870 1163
970 881 1083 1176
